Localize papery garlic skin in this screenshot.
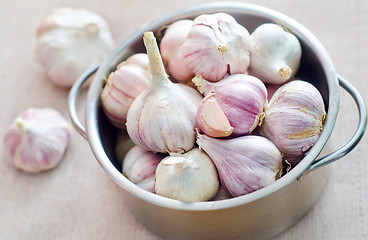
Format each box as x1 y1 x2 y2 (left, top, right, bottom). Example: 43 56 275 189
160 20 194 83
35 8 115 88
126 32 203 153
123 145 163 193
181 13 252 82
3 108 72 173
260 80 326 164
101 53 151 129
249 23 301 84
197 134 282 198
196 74 267 137
155 148 219 202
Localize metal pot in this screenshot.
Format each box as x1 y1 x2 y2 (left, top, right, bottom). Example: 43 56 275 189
68 2 367 240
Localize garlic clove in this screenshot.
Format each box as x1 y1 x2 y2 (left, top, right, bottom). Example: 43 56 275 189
160 19 195 83
180 13 252 82
260 80 326 164
122 145 164 193
126 32 203 154
196 74 267 137
3 108 72 173
35 7 115 88
155 148 219 202
249 23 301 84
196 134 283 197
101 53 151 129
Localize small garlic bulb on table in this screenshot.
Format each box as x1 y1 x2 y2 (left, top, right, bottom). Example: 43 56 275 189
3 108 72 173
35 8 115 88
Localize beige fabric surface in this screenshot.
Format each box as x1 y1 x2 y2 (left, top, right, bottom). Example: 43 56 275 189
0 0 367 239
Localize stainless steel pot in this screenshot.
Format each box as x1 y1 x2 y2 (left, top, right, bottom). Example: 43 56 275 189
68 2 367 240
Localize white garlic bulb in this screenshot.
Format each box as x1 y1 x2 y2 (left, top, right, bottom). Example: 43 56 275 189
196 134 283 198
260 80 326 164
35 7 115 88
180 13 252 82
3 108 72 173
155 148 219 202
249 23 302 84
126 32 203 153
123 145 164 193
160 19 194 83
196 74 267 137
101 53 151 129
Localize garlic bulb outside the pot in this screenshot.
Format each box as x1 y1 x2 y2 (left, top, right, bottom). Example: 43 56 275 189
126 32 203 154
35 7 115 88
101 53 151 129
160 19 194 83
123 145 164 193
155 148 219 202
249 23 301 84
196 74 267 137
3 108 72 173
260 80 326 164
180 13 252 82
196 134 283 198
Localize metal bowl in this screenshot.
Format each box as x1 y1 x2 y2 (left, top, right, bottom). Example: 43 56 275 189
68 2 366 239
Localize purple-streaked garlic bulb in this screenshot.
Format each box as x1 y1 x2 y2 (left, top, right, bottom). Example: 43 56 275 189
122 145 164 193
196 74 267 137
155 148 219 201
35 8 115 88
100 53 151 129
260 80 326 164
249 23 302 84
160 19 194 83
180 13 252 82
196 134 283 198
3 108 72 173
126 32 203 153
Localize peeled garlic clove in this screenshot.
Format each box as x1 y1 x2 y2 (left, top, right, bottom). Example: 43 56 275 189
160 19 195 83
35 8 114 88
155 148 219 202
126 32 202 153
260 80 326 164
123 145 164 193
249 23 301 84
101 53 151 129
3 108 72 173
196 74 267 137
196 134 282 197
180 13 252 82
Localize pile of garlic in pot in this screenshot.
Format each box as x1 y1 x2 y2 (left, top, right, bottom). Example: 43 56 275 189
101 13 327 202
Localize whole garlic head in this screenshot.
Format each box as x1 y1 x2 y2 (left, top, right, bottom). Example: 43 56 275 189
249 23 302 84
155 148 219 202
3 108 72 173
35 8 115 88
180 13 252 82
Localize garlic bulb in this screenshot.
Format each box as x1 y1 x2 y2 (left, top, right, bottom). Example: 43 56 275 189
180 13 252 82
160 19 194 83
101 53 151 128
122 145 164 193
249 23 301 84
3 108 72 173
196 134 282 197
126 32 202 153
196 74 267 137
35 7 115 88
155 148 219 201
260 80 326 164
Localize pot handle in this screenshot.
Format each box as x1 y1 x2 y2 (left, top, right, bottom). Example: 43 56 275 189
304 75 367 175
68 65 100 140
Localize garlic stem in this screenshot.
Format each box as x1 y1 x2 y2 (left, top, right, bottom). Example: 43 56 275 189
143 32 170 86
15 117 28 132
278 66 292 80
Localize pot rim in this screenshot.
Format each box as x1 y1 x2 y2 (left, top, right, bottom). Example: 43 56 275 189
86 2 339 211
